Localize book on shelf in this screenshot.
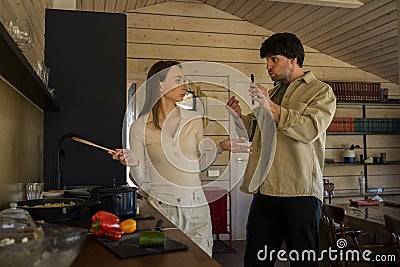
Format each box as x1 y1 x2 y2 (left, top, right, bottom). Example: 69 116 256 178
327 117 354 132
328 117 400 133
324 158 335 164
325 81 385 102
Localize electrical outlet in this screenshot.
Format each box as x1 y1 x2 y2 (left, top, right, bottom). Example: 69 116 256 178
208 170 220 177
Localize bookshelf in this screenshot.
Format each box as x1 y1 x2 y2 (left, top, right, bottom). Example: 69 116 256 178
323 82 400 202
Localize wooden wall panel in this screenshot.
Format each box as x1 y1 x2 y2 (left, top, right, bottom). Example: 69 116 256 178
128 43 367 69
126 1 397 90
128 58 396 86
127 13 268 35
123 1 400 202
204 120 229 135
326 135 364 149
327 176 359 191
368 165 400 175
127 28 267 49
324 165 363 177
333 107 363 118
368 175 400 189
367 135 400 147
365 107 400 118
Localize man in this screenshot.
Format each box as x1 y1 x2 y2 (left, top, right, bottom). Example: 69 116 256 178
223 32 336 266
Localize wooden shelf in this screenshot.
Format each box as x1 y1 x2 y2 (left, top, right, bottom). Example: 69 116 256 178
325 162 364 166
326 90 400 199
365 161 400 166
325 161 400 167
0 22 58 110
327 132 400 135
326 191 400 199
336 101 400 106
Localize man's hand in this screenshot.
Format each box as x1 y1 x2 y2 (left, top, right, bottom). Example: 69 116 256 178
249 83 281 123
109 148 139 167
226 96 246 129
226 96 242 117
249 83 270 109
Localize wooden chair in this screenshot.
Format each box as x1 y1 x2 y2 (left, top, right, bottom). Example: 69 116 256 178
384 214 400 244
321 204 350 267
322 204 356 247
321 204 397 266
323 181 335 204
384 214 400 263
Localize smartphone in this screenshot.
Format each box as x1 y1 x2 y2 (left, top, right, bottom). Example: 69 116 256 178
250 74 255 105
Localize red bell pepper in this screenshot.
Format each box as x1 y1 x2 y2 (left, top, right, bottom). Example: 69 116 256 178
90 211 120 237
104 229 124 241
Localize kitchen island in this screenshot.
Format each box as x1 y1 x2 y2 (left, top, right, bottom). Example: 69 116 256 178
71 198 222 267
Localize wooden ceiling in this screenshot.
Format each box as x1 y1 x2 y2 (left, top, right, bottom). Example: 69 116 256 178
75 0 399 85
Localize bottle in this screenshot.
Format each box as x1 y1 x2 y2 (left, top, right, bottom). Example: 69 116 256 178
359 171 366 194
367 187 384 194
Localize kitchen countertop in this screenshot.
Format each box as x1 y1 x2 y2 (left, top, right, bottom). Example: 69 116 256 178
71 198 222 267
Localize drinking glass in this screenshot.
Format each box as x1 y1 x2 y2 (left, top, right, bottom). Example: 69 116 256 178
26 182 44 200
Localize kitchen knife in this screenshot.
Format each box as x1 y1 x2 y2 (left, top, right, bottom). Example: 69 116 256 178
155 219 164 231
154 219 177 231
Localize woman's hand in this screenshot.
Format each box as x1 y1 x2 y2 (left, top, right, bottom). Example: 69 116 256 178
109 148 139 167
219 138 252 154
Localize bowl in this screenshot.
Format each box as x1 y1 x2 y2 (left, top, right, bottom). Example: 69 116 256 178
0 223 86 267
43 190 65 198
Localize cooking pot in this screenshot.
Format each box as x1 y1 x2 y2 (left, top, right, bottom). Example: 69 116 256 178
17 198 99 223
89 186 137 219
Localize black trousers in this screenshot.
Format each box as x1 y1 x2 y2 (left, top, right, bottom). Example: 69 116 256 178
244 194 322 267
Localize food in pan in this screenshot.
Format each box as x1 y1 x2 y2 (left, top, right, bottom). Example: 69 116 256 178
20 201 77 208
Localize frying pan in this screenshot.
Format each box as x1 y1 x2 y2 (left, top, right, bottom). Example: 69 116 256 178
17 198 100 222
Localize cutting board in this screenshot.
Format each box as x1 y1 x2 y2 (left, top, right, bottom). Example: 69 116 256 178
94 232 188 258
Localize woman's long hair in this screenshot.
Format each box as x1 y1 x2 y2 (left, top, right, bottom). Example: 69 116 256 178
139 60 182 129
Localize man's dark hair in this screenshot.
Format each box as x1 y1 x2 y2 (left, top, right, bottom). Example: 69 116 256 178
260 32 305 67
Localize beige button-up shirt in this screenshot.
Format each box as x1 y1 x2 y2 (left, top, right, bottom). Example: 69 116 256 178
239 71 336 202
129 107 216 206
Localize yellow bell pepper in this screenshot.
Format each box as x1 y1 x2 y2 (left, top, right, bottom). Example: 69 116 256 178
120 219 137 234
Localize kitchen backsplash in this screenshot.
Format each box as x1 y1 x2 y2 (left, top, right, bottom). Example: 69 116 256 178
0 77 43 209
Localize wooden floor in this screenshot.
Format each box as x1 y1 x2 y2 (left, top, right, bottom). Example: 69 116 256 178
213 240 290 267
213 228 385 267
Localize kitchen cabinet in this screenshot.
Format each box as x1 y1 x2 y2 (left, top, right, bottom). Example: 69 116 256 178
324 100 400 200
43 9 126 188
0 21 58 111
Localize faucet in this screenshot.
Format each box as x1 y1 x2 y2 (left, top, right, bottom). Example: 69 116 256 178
55 133 82 189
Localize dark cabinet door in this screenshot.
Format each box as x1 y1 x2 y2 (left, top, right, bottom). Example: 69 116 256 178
44 9 126 189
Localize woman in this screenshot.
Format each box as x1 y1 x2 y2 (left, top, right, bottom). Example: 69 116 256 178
112 61 250 256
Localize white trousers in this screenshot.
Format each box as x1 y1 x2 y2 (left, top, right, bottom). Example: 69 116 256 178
148 196 213 256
